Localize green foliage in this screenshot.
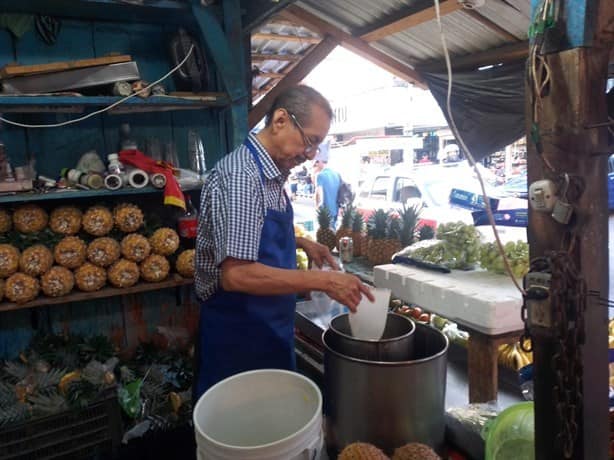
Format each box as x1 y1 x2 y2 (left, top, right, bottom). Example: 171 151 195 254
387 215 402 240
340 203 355 229
399 203 422 247
0 229 62 251
316 206 332 229
367 209 388 239
351 211 364 233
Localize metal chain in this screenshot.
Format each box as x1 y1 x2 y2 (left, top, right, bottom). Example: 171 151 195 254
549 251 586 458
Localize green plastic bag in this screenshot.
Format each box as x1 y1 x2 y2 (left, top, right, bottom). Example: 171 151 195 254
118 379 143 419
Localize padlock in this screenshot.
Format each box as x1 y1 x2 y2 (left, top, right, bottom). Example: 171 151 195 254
551 199 573 224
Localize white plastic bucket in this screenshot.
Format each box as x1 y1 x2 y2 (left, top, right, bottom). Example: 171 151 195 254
193 369 323 460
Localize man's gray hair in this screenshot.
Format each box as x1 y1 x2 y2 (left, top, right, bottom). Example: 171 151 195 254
265 85 333 127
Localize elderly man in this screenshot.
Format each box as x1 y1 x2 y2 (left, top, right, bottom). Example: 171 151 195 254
194 85 373 398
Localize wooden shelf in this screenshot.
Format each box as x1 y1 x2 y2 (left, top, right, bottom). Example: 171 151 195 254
0 274 193 313
0 184 201 204
0 94 229 114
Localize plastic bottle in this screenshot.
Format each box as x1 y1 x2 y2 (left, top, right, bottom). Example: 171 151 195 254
177 195 198 249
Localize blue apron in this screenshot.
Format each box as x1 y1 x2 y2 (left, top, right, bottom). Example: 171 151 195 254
194 138 297 399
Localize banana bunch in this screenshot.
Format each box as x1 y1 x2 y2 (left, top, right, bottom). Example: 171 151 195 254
498 340 533 370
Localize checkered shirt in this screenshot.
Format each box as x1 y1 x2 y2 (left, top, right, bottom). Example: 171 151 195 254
195 133 289 301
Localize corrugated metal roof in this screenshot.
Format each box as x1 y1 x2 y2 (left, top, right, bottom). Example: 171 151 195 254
250 0 532 99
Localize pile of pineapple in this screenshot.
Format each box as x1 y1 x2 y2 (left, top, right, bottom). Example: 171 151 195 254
0 203 195 304
316 203 425 267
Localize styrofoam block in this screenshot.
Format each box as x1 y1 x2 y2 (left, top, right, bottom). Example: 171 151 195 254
374 264 524 335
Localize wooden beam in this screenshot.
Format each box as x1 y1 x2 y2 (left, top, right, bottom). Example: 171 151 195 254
252 53 303 62
252 32 321 44
526 46 610 460
360 1 463 42
417 40 529 72
461 9 521 42
248 35 338 128
280 5 426 88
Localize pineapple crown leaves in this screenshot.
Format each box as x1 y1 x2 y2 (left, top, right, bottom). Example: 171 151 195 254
3 361 29 382
399 203 422 246
367 209 388 239
0 229 62 251
28 391 68 416
78 335 116 366
351 211 364 232
387 215 402 240
316 206 332 228
34 367 66 395
0 380 17 406
0 401 30 427
339 203 355 229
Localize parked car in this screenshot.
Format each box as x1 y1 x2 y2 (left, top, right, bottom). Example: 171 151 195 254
501 173 528 199
500 159 614 211
354 162 528 243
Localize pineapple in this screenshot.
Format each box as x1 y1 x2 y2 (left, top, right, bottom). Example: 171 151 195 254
399 203 422 248
335 203 354 244
367 210 403 265
351 212 364 257
384 214 402 260
316 206 336 251
367 209 388 265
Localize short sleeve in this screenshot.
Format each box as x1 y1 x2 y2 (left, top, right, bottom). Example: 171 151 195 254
212 170 263 265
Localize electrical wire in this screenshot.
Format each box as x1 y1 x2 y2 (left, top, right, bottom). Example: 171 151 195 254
433 0 526 296
0 45 195 129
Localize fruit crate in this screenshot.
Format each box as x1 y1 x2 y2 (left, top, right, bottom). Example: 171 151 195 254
0 390 122 460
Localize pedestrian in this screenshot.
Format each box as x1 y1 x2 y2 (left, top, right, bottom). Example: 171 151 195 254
313 139 342 228
194 85 373 399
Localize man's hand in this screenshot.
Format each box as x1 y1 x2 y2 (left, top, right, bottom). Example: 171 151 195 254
296 237 338 270
323 272 374 312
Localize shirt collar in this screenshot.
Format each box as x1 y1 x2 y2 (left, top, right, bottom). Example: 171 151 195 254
248 132 284 181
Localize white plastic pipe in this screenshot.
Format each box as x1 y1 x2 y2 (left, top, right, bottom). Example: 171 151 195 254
104 174 123 190
127 168 149 188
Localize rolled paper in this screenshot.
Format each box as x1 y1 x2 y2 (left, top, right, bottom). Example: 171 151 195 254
150 173 166 189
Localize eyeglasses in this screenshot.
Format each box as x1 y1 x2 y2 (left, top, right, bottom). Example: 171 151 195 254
288 111 319 154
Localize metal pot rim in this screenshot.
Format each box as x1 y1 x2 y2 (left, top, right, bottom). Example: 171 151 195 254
328 312 415 344
323 322 449 365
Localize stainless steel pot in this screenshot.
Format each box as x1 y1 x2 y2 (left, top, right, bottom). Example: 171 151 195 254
328 313 415 362
323 322 448 456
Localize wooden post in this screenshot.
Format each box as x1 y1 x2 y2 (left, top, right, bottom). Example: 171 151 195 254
526 45 610 459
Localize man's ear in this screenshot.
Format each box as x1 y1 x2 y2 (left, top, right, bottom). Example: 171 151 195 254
271 108 289 132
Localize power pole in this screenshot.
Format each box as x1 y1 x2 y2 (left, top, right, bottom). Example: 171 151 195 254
525 0 612 458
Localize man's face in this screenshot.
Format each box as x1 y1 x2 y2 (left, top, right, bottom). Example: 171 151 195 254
270 105 331 171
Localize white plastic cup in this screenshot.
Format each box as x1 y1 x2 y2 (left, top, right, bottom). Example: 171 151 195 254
348 287 391 340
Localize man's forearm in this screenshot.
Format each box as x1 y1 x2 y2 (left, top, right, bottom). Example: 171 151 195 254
221 261 329 296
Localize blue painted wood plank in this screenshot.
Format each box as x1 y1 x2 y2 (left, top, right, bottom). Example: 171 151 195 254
0 29 29 171
15 19 93 65
0 310 34 359
0 95 228 111
0 184 200 204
